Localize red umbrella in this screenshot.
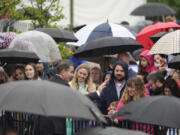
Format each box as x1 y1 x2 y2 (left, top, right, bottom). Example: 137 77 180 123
136 22 180 50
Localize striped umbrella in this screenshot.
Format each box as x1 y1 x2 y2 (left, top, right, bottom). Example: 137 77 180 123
67 22 135 46
149 30 180 55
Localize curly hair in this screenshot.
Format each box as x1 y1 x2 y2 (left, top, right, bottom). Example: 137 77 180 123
70 64 95 93
122 77 147 104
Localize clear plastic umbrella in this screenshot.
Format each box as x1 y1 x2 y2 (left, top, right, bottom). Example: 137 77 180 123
9 31 62 62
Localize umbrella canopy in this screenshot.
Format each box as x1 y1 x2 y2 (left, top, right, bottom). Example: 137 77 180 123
36 28 78 42
0 80 106 123
113 96 180 128
9 31 62 62
74 55 117 63
78 127 147 135
123 25 137 37
67 22 135 46
73 37 142 58
0 49 39 63
0 36 5 44
149 30 180 55
0 32 16 49
150 32 168 43
168 55 180 69
136 22 180 50
131 3 176 16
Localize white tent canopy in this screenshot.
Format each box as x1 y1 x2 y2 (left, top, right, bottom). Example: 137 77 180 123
21 0 146 27
59 0 146 27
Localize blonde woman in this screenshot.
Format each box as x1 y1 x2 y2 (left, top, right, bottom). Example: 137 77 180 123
69 64 96 94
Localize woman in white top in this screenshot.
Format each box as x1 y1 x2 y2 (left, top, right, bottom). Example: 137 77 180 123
70 64 96 94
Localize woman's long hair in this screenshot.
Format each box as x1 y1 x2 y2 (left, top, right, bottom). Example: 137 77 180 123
122 77 147 104
70 64 95 93
163 78 180 98
25 63 38 80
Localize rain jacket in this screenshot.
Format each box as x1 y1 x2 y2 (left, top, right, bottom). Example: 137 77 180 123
139 50 158 74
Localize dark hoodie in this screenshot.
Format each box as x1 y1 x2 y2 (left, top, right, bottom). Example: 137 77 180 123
97 61 128 114
111 61 128 80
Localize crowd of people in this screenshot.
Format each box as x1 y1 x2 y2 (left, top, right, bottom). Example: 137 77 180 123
0 9 180 135
0 47 180 134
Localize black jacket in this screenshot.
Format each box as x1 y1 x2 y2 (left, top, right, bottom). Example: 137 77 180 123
88 61 128 114
51 75 69 86
87 79 126 114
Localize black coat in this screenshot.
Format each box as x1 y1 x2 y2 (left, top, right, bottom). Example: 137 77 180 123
38 75 67 135
50 75 69 86
87 79 126 114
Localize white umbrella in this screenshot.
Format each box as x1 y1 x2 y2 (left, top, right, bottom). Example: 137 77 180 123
9 31 62 62
67 22 135 46
149 30 180 55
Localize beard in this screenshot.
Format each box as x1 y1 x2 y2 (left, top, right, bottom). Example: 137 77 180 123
115 75 125 82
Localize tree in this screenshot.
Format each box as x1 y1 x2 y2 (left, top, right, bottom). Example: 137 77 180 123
0 0 25 31
23 0 65 28
58 42 74 59
147 0 180 19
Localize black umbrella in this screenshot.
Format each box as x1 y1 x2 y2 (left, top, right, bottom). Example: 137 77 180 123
168 55 180 69
73 37 142 58
0 49 39 63
36 28 78 42
113 96 180 128
0 80 106 123
150 32 168 43
78 127 147 135
131 3 176 16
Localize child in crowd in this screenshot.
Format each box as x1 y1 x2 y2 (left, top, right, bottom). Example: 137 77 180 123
107 101 118 116
138 50 158 74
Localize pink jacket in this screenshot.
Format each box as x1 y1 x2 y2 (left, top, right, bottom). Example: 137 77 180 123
140 50 158 74
116 93 153 134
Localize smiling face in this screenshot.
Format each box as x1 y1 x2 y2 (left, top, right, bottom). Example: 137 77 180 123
15 69 25 80
25 65 35 80
127 83 135 97
77 68 88 83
